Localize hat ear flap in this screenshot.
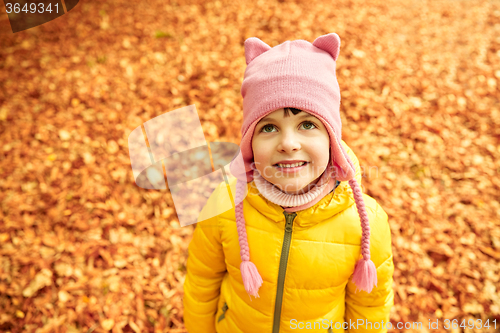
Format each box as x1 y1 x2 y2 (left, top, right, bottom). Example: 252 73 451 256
337 142 356 180
244 37 272 65
312 33 341 61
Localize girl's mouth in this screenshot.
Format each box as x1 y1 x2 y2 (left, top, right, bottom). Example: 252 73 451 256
273 162 308 173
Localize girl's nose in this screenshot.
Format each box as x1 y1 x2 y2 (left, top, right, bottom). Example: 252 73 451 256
277 132 301 152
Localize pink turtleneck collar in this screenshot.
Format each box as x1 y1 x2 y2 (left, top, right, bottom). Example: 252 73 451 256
252 164 340 212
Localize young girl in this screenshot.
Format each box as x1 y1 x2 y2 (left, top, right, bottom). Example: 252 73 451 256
183 33 394 333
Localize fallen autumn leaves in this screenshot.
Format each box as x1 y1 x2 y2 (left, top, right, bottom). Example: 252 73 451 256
0 0 499 332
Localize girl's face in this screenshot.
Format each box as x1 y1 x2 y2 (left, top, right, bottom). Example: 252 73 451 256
251 108 330 195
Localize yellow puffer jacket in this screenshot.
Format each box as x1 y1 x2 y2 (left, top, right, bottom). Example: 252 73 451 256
183 140 394 333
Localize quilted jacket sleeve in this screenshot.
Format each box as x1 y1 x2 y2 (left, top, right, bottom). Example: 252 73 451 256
345 203 395 332
182 185 228 333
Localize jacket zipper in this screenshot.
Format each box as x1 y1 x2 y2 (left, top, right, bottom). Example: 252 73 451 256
217 302 228 323
272 211 297 333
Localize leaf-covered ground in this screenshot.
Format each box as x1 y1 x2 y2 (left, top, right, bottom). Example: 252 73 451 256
0 0 499 332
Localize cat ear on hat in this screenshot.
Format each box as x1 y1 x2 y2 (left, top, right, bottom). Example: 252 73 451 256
244 37 272 65
312 33 341 61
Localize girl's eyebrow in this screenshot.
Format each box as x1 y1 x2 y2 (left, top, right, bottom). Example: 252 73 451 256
259 114 315 123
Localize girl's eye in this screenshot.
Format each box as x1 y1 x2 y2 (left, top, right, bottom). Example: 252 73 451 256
261 124 276 133
301 122 316 130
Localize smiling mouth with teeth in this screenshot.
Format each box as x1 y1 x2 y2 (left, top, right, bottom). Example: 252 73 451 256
275 162 307 168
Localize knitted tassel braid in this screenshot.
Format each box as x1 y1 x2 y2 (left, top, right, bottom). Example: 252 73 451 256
348 178 378 293
235 176 263 300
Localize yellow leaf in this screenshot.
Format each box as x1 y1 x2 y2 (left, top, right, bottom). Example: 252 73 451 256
101 319 115 331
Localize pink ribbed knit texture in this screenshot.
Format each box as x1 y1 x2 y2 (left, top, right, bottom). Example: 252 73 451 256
235 177 263 301
252 164 333 208
349 178 378 293
230 33 378 299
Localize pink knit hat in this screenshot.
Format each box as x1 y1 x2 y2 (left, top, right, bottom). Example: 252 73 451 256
229 33 377 299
